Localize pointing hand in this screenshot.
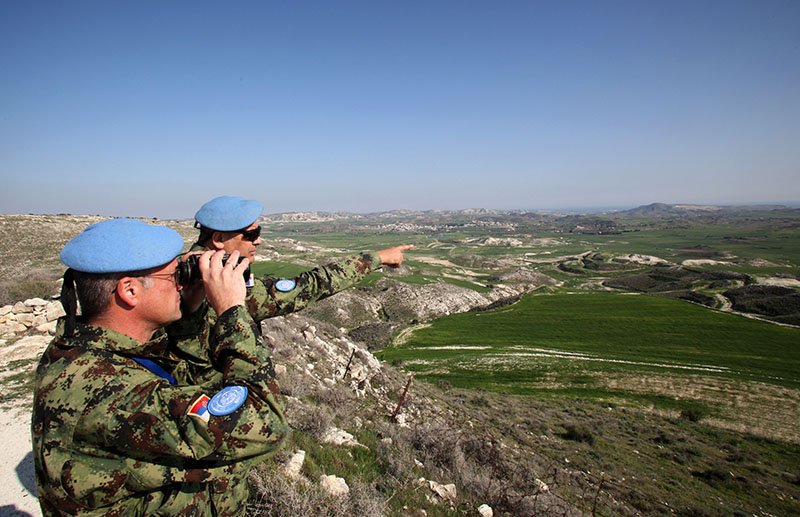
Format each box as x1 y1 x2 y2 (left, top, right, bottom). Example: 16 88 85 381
376 244 414 267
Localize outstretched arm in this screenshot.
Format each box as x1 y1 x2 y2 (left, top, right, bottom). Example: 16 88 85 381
376 244 414 267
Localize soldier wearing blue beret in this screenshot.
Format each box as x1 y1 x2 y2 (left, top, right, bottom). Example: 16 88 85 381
178 195 412 379
32 218 288 516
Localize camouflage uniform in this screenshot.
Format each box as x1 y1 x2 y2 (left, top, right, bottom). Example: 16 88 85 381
170 244 381 381
32 305 287 516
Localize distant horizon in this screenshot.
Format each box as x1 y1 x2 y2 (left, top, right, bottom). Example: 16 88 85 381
2 199 798 221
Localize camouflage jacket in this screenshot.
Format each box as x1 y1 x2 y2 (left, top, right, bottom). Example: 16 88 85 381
170 245 381 381
32 305 287 516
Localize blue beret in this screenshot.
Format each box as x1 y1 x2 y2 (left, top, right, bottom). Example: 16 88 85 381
60 219 184 273
194 196 263 231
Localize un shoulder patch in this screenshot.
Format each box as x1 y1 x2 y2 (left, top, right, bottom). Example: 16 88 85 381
207 386 249 416
275 279 296 292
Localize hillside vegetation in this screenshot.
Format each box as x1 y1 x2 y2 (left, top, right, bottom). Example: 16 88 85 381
1 205 798 515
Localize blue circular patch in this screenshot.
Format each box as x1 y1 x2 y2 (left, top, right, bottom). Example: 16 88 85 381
207 386 248 416
275 279 296 292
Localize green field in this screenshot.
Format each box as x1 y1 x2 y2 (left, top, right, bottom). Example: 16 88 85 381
378 292 800 395
251 260 311 279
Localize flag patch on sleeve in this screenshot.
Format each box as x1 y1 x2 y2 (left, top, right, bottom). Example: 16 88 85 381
188 394 211 422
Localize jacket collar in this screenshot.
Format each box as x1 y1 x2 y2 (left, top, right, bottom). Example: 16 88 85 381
52 317 170 358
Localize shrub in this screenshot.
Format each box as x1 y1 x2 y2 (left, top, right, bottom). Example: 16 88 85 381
435 379 452 391
560 423 595 445
470 394 490 407
724 285 800 322
0 269 58 306
679 406 708 423
247 467 385 517
651 430 673 445
278 369 311 398
311 382 351 409
373 424 418 485
410 422 464 473
290 403 333 440
348 322 396 350
691 468 730 487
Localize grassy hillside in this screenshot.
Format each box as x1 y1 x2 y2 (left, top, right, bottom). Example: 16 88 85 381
378 291 800 450
380 292 800 388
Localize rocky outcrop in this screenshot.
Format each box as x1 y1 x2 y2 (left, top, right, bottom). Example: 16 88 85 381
0 298 62 338
0 335 51 376
305 270 558 345
464 236 524 247
375 279 489 321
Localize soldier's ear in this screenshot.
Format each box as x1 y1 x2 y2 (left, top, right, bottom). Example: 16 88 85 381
114 277 140 308
208 231 227 250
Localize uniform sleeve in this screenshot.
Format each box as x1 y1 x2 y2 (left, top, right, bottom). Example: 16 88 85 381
72 306 287 463
247 253 381 322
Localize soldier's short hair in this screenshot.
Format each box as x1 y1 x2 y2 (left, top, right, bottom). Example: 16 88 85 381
73 271 122 318
73 271 156 318
196 226 216 247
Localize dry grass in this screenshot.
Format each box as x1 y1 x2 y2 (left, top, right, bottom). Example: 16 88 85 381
0 214 197 284
600 372 800 443
0 267 60 305
248 466 385 517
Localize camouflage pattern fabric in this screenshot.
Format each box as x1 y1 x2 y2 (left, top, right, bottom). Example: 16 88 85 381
169 245 381 380
32 305 288 516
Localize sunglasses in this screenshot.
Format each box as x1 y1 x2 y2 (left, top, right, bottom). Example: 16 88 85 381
239 226 261 242
147 270 181 288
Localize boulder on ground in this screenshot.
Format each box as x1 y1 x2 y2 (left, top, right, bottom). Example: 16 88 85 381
45 301 65 322
319 474 349 497
427 480 457 504
321 427 364 448
283 450 305 480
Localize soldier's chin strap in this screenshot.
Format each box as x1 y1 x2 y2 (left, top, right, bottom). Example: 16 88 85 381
60 268 78 337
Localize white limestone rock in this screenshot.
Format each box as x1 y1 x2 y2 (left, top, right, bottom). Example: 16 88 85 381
13 302 33 314
321 427 364 448
16 313 35 327
319 474 349 497
32 314 48 327
36 321 57 334
427 480 457 504
283 450 306 480
0 335 50 363
0 322 27 336
45 301 65 322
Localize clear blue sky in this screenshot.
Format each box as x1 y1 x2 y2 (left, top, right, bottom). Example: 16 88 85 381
1 1 798 218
